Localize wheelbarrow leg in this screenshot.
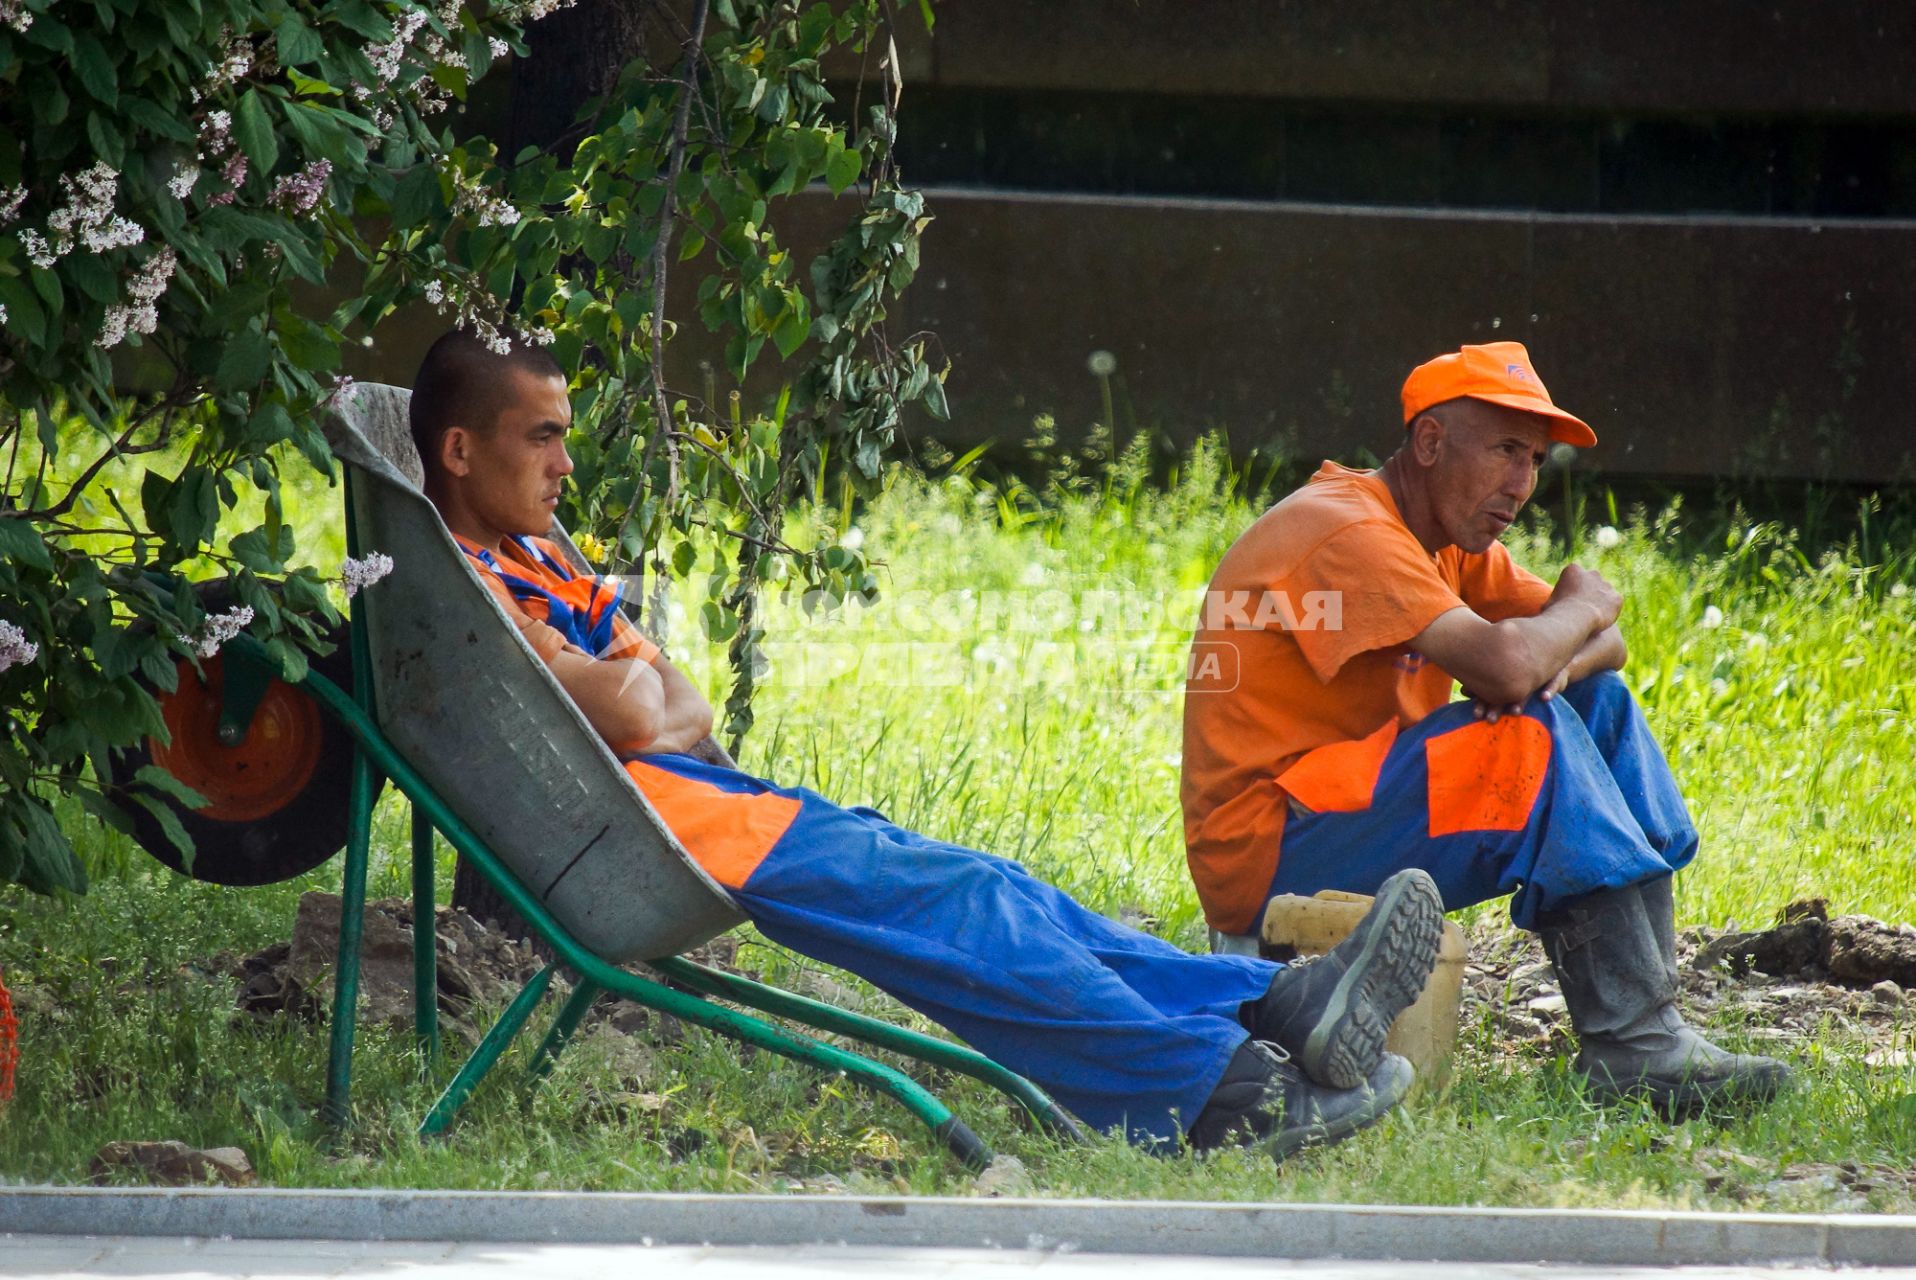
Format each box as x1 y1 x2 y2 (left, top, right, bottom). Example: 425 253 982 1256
411 805 438 1067
420 966 556 1135
321 744 378 1129
525 977 600 1085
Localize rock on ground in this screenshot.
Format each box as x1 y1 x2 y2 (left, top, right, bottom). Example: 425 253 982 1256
89 1140 255 1187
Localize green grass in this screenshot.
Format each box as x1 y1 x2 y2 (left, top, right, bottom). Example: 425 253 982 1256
3 442 1913 1209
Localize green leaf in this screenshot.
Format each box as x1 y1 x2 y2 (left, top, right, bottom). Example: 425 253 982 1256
120 95 196 143
217 326 272 392
0 276 46 346
85 110 125 169
17 796 87 894
166 468 220 550
131 790 196 873
229 526 291 574
0 519 53 571
266 636 308 685
234 89 281 174
64 251 119 305
922 374 951 421
276 13 324 66
825 145 862 195
77 787 137 838
70 31 118 106
390 163 441 228
772 307 809 359
135 762 210 811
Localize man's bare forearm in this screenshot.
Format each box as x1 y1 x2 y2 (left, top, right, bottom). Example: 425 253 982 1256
1479 598 1611 704
1563 623 1626 684
634 657 716 754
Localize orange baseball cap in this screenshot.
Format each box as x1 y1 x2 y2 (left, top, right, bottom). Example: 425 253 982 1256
1400 341 1597 448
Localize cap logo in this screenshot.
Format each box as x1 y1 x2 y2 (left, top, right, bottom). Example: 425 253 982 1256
1505 363 1534 383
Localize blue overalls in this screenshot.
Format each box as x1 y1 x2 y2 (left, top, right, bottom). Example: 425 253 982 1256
1267 672 1696 928
465 536 1281 1144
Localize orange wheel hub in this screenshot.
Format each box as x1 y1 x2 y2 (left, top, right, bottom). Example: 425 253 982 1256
147 655 324 823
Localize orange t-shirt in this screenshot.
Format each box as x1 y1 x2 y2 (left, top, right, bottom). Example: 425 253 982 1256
1180 462 1552 932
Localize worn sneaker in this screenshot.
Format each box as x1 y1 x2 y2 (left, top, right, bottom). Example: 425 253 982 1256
1187 1039 1414 1160
1240 868 1445 1089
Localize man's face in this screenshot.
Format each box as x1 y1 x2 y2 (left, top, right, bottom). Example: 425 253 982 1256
444 367 574 538
1420 401 1553 554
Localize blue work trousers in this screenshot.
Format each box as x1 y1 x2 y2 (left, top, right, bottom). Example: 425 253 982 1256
1268 671 1697 928
647 756 1280 1145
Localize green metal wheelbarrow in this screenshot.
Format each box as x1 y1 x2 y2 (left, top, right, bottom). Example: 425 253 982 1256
116 381 1084 1168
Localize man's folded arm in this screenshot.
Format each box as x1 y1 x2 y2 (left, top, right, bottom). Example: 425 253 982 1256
1411 565 1623 706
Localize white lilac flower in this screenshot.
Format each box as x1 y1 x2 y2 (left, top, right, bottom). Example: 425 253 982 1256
1593 525 1621 549
20 228 56 269
269 159 332 215
472 318 510 356
328 373 356 405
39 163 144 257
167 164 199 201
96 247 178 349
0 620 37 672
488 37 509 59
422 278 446 306
199 110 233 155
0 185 25 225
365 11 429 88
342 553 394 599
0 0 32 35
517 324 554 346
191 606 255 659
204 28 254 92
1700 605 1725 629
0 301 7 325
451 177 519 228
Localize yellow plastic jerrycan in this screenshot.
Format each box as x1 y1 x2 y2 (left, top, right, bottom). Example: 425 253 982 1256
1259 889 1468 1082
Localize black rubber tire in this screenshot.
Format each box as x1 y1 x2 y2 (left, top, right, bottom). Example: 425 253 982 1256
103 588 375 886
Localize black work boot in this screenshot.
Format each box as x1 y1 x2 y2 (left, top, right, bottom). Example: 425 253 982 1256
1239 867 1445 1088
1539 882 1792 1116
1186 1039 1414 1160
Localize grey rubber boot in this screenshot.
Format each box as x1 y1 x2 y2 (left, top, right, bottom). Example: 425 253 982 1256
1538 882 1792 1115
1186 1039 1415 1160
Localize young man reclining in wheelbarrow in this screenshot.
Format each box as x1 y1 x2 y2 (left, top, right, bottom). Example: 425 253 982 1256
409 328 1445 1159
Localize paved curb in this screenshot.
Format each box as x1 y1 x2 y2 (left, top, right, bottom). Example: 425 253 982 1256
4 1188 1915 1268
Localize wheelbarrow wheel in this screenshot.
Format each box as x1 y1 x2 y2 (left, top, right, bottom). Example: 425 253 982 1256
103 601 374 886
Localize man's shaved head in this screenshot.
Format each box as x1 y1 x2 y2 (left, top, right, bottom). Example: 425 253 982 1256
410 329 564 482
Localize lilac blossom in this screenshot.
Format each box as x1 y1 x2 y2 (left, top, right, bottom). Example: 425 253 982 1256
0 185 24 225
97 246 178 350
19 228 55 269
167 164 199 201
199 110 233 157
1 0 32 35
191 606 255 660
0 621 37 672
342 553 394 600
269 159 332 215
38 163 143 260
204 27 255 93
451 178 519 228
